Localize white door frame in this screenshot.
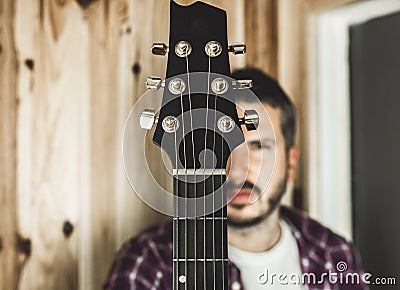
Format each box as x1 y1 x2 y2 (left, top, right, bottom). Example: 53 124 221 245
306 0 400 240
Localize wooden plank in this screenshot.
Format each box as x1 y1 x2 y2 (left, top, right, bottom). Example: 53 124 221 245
112 0 171 257
276 0 305 208
14 0 89 289
0 0 19 289
83 0 182 288
85 1 128 288
244 0 278 77
305 0 359 12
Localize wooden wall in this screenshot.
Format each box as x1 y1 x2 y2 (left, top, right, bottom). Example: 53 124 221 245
0 0 359 289
0 0 278 289
0 1 19 289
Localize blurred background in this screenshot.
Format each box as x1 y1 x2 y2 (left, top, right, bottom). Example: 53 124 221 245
0 0 399 289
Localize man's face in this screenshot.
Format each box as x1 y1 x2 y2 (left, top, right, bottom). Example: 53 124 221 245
226 102 290 228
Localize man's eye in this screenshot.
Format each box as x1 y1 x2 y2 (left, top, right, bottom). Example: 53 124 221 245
248 141 273 150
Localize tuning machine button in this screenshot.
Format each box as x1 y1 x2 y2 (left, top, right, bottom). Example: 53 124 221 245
140 109 158 130
228 43 246 55
239 110 259 131
232 79 253 90
146 76 165 90
152 43 169 56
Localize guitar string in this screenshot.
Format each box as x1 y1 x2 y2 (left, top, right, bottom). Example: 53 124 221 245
178 76 188 290
212 88 218 290
185 53 196 290
221 128 225 290
174 127 179 290
204 55 211 289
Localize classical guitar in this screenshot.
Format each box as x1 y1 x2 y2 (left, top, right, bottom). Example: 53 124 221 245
140 1 258 289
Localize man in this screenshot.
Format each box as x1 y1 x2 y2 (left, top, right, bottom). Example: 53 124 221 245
104 68 367 290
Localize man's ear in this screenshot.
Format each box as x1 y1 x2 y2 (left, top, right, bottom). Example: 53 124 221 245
287 146 299 181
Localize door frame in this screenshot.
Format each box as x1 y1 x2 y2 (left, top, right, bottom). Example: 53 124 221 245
306 0 400 240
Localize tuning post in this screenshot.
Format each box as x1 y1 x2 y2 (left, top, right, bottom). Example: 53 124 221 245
140 109 158 130
211 77 229 94
217 115 235 133
168 78 186 94
175 41 192 57
152 43 169 56
205 41 223 57
239 110 259 131
228 43 246 55
162 116 180 133
232 79 253 90
146 76 165 90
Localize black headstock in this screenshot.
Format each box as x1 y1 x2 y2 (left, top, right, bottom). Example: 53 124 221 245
165 1 230 76
150 1 249 170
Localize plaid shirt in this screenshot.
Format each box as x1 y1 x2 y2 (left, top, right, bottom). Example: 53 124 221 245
103 206 368 290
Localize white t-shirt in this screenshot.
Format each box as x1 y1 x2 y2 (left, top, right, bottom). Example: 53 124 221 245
228 220 306 290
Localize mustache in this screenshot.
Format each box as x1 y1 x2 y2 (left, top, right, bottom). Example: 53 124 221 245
226 180 262 197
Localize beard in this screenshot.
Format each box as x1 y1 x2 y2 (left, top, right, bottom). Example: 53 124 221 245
226 175 288 229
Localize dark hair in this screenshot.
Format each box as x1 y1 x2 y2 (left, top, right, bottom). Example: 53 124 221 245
232 67 296 152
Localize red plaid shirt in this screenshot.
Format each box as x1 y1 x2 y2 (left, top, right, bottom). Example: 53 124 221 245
104 206 368 290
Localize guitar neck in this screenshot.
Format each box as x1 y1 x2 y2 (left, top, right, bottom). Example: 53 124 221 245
146 1 249 289
173 172 228 290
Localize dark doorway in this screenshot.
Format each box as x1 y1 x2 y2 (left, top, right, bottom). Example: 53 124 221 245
350 11 400 288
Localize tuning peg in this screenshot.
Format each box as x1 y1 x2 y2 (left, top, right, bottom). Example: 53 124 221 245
152 43 169 56
140 109 158 129
228 43 246 55
146 76 165 90
232 79 253 90
239 110 259 131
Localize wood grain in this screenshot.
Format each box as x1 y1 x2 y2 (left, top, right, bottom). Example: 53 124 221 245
1 0 279 289
14 0 87 289
244 0 278 77
305 0 359 11
0 0 19 289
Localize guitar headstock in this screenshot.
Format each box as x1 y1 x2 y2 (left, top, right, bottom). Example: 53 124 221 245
141 0 258 172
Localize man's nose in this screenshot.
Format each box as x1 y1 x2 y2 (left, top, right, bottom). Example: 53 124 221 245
226 144 249 181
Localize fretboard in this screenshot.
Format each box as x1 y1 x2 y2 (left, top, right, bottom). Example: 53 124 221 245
173 171 228 290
